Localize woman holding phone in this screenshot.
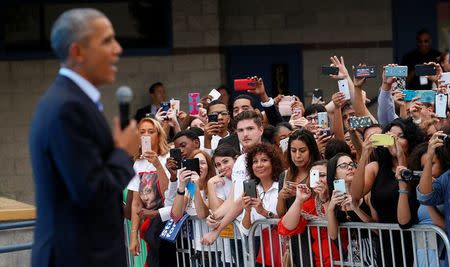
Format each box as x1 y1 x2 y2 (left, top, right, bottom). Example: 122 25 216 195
170 149 218 266
278 160 338 267
326 153 378 266
351 117 424 266
126 116 173 266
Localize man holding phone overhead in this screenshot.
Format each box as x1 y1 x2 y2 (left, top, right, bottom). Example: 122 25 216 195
203 100 231 151
29 8 140 267
134 82 167 122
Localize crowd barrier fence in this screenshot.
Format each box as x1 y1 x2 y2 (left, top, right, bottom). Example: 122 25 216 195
168 217 450 267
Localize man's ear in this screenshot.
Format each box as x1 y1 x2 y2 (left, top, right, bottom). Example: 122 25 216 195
194 139 200 149
68 42 84 64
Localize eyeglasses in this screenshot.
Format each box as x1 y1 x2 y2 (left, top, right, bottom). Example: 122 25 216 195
306 115 318 122
209 111 229 116
337 162 357 170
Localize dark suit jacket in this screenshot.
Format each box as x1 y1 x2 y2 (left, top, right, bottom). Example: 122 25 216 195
29 75 135 267
134 104 157 122
217 134 240 153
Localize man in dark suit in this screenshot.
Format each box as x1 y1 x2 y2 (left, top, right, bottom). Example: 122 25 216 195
134 82 167 122
29 8 139 267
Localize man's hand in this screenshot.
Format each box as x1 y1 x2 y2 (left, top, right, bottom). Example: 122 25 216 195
329 56 350 80
381 64 397 91
165 158 178 181
332 92 346 108
353 64 367 88
247 76 269 102
113 117 139 156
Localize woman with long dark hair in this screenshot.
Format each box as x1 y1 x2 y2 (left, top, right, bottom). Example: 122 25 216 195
352 117 425 266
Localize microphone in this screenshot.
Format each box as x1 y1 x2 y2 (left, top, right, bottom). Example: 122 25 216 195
116 86 133 129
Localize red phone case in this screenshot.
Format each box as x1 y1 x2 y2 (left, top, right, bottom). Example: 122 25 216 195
234 79 256 91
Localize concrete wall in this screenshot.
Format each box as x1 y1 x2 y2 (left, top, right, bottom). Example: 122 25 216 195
220 0 393 101
0 0 393 204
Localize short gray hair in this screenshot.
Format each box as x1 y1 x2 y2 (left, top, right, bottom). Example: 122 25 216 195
50 8 105 62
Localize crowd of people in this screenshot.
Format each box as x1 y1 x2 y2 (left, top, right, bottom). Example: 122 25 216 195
123 47 450 267
29 7 450 267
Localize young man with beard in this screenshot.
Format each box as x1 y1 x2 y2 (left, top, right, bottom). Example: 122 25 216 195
201 111 264 246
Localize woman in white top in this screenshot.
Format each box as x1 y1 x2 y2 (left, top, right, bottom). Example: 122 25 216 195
170 149 218 265
127 117 173 266
208 146 240 212
241 143 284 234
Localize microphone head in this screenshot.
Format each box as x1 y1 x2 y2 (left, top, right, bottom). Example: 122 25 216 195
116 86 133 103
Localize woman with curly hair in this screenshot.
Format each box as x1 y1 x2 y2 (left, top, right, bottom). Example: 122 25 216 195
240 142 284 234
239 142 283 267
352 117 425 266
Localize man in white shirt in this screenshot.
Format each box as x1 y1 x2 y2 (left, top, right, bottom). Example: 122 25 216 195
201 110 264 245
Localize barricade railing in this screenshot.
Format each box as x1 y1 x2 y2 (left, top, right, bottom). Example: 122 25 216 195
174 216 249 267
247 219 450 267
0 220 35 254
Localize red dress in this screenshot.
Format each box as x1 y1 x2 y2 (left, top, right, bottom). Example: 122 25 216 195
277 197 348 267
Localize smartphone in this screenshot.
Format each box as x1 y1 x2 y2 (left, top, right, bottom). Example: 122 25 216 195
313 88 323 100
354 66 376 78
141 135 152 153
415 64 436 76
349 116 372 129
385 66 408 77
170 148 182 169
188 92 201 115
234 79 256 91
209 88 221 101
441 72 450 85
279 137 289 152
160 101 170 112
207 113 218 123
243 179 257 198
309 169 320 188
435 93 448 118
395 77 407 90
170 99 180 112
333 179 346 193
182 158 200 174
402 89 417 102
321 66 339 75
369 134 395 147
417 90 436 103
338 79 351 100
317 112 328 128
319 128 331 136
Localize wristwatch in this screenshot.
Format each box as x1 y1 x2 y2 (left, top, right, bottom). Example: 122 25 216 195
266 211 275 219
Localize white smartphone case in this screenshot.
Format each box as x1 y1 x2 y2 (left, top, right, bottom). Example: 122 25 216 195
309 170 320 188
435 93 448 118
338 79 351 100
209 89 221 101
141 135 152 153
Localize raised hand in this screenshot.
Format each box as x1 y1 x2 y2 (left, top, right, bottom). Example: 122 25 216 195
381 64 397 91
295 184 312 202
329 56 350 80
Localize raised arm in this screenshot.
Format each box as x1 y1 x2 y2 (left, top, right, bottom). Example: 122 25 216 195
331 92 346 140
351 139 377 201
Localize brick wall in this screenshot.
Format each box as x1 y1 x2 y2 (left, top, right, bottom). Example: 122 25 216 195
0 0 393 204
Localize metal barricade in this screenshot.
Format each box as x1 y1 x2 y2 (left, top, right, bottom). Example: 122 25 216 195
247 219 450 267
0 220 35 254
175 216 250 267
